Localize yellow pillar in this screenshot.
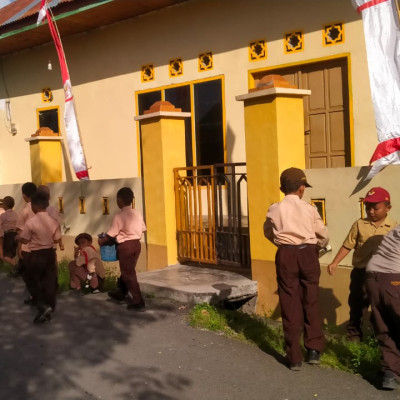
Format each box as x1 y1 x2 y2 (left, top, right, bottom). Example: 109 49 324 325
25 136 63 185
135 101 190 270
236 75 311 315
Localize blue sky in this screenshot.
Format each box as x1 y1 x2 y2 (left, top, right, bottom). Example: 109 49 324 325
0 0 15 10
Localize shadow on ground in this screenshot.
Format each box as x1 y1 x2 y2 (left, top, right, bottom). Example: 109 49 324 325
0 274 191 400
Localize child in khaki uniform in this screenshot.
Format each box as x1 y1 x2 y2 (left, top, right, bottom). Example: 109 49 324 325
264 167 329 371
328 187 397 342
69 233 105 293
98 187 146 311
17 191 61 323
0 196 18 265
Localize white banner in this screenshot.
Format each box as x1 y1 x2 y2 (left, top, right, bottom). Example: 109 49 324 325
352 0 400 178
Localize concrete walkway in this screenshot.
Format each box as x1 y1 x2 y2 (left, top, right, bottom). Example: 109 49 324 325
0 274 399 400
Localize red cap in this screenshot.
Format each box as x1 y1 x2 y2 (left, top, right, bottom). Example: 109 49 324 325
361 187 390 203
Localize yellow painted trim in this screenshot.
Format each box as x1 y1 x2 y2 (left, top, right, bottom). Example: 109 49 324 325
136 74 225 94
141 64 155 82
248 39 267 62
248 53 351 89
221 76 227 167
79 196 86 214
190 83 196 166
135 94 141 177
359 199 365 219
311 199 326 224
198 52 213 72
169 58 184 78
41 88 53 103
58 197 64 214
247 53 354 165
283 30 304 54
322 22 345 47
347 54 355 166
36 105 61 135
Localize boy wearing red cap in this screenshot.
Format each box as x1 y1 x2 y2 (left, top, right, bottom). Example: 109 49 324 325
264 167 329 371
328 187 397 342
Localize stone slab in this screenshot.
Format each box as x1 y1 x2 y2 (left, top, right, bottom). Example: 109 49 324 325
138 264 258 305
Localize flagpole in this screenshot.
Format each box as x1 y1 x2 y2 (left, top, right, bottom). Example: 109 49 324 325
39 0 90 180
46 3 90 175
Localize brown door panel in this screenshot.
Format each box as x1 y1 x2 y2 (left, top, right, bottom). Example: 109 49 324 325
263 58 351 168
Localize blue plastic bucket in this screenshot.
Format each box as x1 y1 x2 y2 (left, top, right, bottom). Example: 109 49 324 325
100 244 117 261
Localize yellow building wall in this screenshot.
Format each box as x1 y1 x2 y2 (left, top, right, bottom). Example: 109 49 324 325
28 139 63 185
0 0 372 185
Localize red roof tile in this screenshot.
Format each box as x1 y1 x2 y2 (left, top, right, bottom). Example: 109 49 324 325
0 0 71 26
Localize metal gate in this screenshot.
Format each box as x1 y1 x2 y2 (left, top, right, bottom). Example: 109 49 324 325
174 163 250 269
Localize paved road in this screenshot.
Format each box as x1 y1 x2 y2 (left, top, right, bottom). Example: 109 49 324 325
0 274 399 400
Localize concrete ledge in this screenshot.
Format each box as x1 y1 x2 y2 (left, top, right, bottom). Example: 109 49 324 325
138 264 258 305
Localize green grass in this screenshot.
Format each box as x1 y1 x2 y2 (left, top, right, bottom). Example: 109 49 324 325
0 260 14 275
57 258 118 292
0 258 118 293
189 303 381 378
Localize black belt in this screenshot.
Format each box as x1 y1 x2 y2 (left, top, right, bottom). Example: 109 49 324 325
280 243 315 249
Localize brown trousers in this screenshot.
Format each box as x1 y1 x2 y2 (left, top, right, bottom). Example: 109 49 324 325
117 240 143 305
366 271 400 376
68 261 99 290
24 248 57 311
276 244 325 364
347 268 369 339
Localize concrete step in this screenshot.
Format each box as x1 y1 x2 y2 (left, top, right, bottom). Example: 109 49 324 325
138 264 258 307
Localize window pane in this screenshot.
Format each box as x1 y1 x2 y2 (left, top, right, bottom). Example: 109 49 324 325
165 85 193 167
38 108 59 133
193 80 224 169
137 91 161 115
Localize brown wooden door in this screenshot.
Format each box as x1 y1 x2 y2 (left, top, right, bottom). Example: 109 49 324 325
253 58 351 168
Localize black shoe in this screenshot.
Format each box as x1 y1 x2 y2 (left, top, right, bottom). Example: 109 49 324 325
289 362 302 371
126 302 146 312
34 307 52 324
24 297 35 306
108 289 126 303
307 349 321 364
382 370 399 390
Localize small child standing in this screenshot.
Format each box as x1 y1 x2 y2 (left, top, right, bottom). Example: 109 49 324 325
98 187 146 311
17 191 61 323
69 233 105 293
365 224 400 390
0 196 18 266
264 167 329 370
328 187 397 342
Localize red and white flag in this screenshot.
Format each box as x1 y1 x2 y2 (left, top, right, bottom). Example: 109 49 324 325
37 0 89 180
353 0 400 179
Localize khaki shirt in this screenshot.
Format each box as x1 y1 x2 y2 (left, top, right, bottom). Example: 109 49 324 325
343 216 397 269
0 209 17 235
107 206 146 244
264 194 329 247
17 202 35 253
19 211 61 251
76 245 106 278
